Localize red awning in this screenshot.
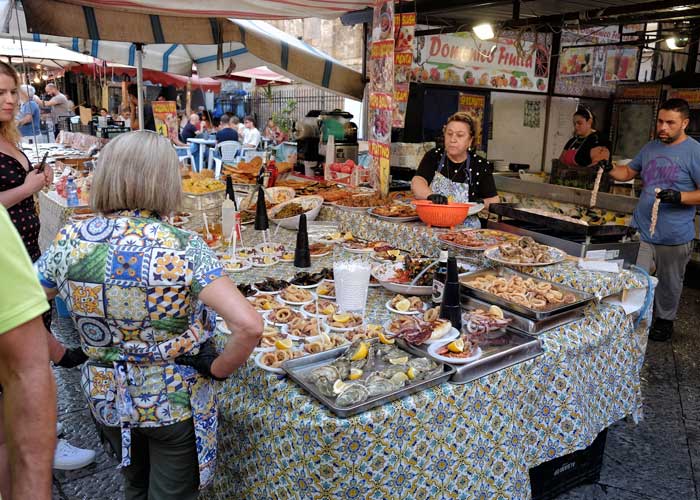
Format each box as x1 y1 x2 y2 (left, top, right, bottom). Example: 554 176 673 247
70 64 222 91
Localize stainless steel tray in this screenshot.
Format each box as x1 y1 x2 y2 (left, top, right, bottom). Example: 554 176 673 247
406 329 543 385
460 295 585 335
459 267 594 320
282 341 455 418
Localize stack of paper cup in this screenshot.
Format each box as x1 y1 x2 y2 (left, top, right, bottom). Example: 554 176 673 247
333 259 371 313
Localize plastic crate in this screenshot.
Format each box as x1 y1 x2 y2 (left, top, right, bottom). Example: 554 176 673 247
529 428 607 500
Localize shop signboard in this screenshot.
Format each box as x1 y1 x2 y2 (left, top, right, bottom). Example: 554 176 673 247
368 0 394 196
668 88 700 107
152 101 178 138
412 32 551 92
604 47 640 82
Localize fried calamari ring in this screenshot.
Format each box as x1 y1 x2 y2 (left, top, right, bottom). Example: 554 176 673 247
423 307 439 322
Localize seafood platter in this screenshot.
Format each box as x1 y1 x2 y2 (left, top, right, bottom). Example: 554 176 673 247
483 236 567 267
283 339 455 417
460 267 593 320
371 256 435 296
487 203 640 264
438 229 517 251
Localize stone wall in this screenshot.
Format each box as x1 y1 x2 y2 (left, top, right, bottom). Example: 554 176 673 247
267 19 364 72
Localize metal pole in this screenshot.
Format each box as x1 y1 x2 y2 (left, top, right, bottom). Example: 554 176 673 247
136 43 145 129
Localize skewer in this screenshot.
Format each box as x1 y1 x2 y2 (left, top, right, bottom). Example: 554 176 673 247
202 212 211 240
228 223 237 261
650 188 661 237
590 166 603 207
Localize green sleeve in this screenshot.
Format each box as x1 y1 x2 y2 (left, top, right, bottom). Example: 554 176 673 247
0 207 49 335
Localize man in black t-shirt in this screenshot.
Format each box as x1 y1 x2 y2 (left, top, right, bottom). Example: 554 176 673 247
215 114 239 143
180 114 200 142
127 84 156 132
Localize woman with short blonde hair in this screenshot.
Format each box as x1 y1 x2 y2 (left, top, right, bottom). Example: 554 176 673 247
37 130 263 499
91 130 182 214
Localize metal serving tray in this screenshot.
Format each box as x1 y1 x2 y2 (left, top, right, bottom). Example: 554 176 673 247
459 267 594 320
282 341 455 418
409 329 543 385
460 296 585 335
489 203 631 238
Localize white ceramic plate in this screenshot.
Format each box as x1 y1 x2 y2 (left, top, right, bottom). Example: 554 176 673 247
385 299 426 316
262 310 302 327
342 243 374 254
427 342 483 365
255 243 288 256
223 260 252 273
254 351 286 374
281 322 330 341
381 322 459 345
483 246 567 267
327 316 365 332
278 291 316 306
250 256 280 268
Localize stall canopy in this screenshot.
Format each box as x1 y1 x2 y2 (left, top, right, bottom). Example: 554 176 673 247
226 66 291 84
0 37 95 68
70 63 222 91
3 0 365 99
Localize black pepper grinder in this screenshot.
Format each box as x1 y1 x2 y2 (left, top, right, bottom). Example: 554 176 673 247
294 213 311 268
439 256 462 330
254 185 269 231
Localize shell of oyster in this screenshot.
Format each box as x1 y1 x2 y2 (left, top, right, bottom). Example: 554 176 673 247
335 383 369 407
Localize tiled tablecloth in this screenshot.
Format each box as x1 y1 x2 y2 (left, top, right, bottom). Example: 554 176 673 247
202 223 651 500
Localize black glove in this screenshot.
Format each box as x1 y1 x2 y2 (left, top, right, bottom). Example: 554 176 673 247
656 189 682 204
175 339 226 381
427 193 448 205
56 347 88 368
596 159 613 173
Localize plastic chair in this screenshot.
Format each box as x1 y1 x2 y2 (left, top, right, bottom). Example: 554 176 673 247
174 145 197 171
208 140 242 178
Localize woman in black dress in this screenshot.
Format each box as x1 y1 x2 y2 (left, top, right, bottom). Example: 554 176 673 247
559 107 611 168
0 62 51 261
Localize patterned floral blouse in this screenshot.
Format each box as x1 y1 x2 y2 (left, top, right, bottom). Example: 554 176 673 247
35 209 224 487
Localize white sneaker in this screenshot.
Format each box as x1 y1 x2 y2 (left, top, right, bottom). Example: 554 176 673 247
53 439 96 470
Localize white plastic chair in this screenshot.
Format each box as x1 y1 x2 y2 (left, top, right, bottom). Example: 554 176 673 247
208 140 242 178
174 145 197 171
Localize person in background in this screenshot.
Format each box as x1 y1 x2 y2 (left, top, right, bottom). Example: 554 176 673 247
603 98 700 342
0 60 96 473
411 111 499 229
559 107 611 168
263 118 283 145
242 115 261 149
0 204 56 500
127 83 156 131
98 107 110 118
16 84 42 142
117 106 131 129
181 113 200 143
36 131 263 499
39 83 70 122
233 115 245 138
215 114 239 143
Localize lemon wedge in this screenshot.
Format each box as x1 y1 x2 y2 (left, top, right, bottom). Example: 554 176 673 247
333 379 348 394
321 305 335 315
447 338 464 353
343 232 354 240
348 368 363 380
332 313 352 324
389 356 408 365
378 331 395 345
350 342 369 361
262 302 273 311
275 338 293 350
318 332 332 345
406 367 416 380
488 305 504 319
329 232 342 240
394 298 411 312
390 372 409 385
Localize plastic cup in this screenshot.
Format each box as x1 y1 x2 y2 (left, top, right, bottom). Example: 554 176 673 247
333 259 371 313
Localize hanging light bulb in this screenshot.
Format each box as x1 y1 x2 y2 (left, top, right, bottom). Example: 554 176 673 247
41 73 49 81
473 23 495 41
33 75 40 83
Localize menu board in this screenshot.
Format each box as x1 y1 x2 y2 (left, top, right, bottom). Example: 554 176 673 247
393 12 415 128
368 0 394 196
152 101 178 139
457 93 486 150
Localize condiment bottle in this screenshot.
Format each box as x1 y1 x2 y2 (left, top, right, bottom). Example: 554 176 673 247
431 250 449 307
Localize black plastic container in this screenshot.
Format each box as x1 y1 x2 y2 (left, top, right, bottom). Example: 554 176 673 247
529 428 608 500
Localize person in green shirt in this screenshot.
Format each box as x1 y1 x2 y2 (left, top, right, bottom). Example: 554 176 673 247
0 204 55 500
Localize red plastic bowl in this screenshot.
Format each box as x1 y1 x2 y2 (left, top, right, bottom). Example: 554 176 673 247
413 200 472 229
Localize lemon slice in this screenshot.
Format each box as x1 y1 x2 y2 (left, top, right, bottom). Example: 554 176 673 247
329 232 342 240
282 252 294 260
388 356 408 365
275 338 293 350
367 324 383 333
387 249 401 257
343 232 354 240
350 342 369 361
390 372 408 385
321 305 335 315
488 305 504 319
333 379 348 394
378 331 395 345
332 313 352 324
318 332 332 345
394 298 411 312
406 367 416 380
447 338 464 353
348 368 363 380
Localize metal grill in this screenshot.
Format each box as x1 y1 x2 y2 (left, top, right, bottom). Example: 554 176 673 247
249 85 344 126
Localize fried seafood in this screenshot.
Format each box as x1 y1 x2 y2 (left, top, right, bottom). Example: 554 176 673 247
280 285 314 303
266 307 302 324
259 349 304 368
389 294 425 313
494 236 557 264
463 274 577 310
287 317 325 338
